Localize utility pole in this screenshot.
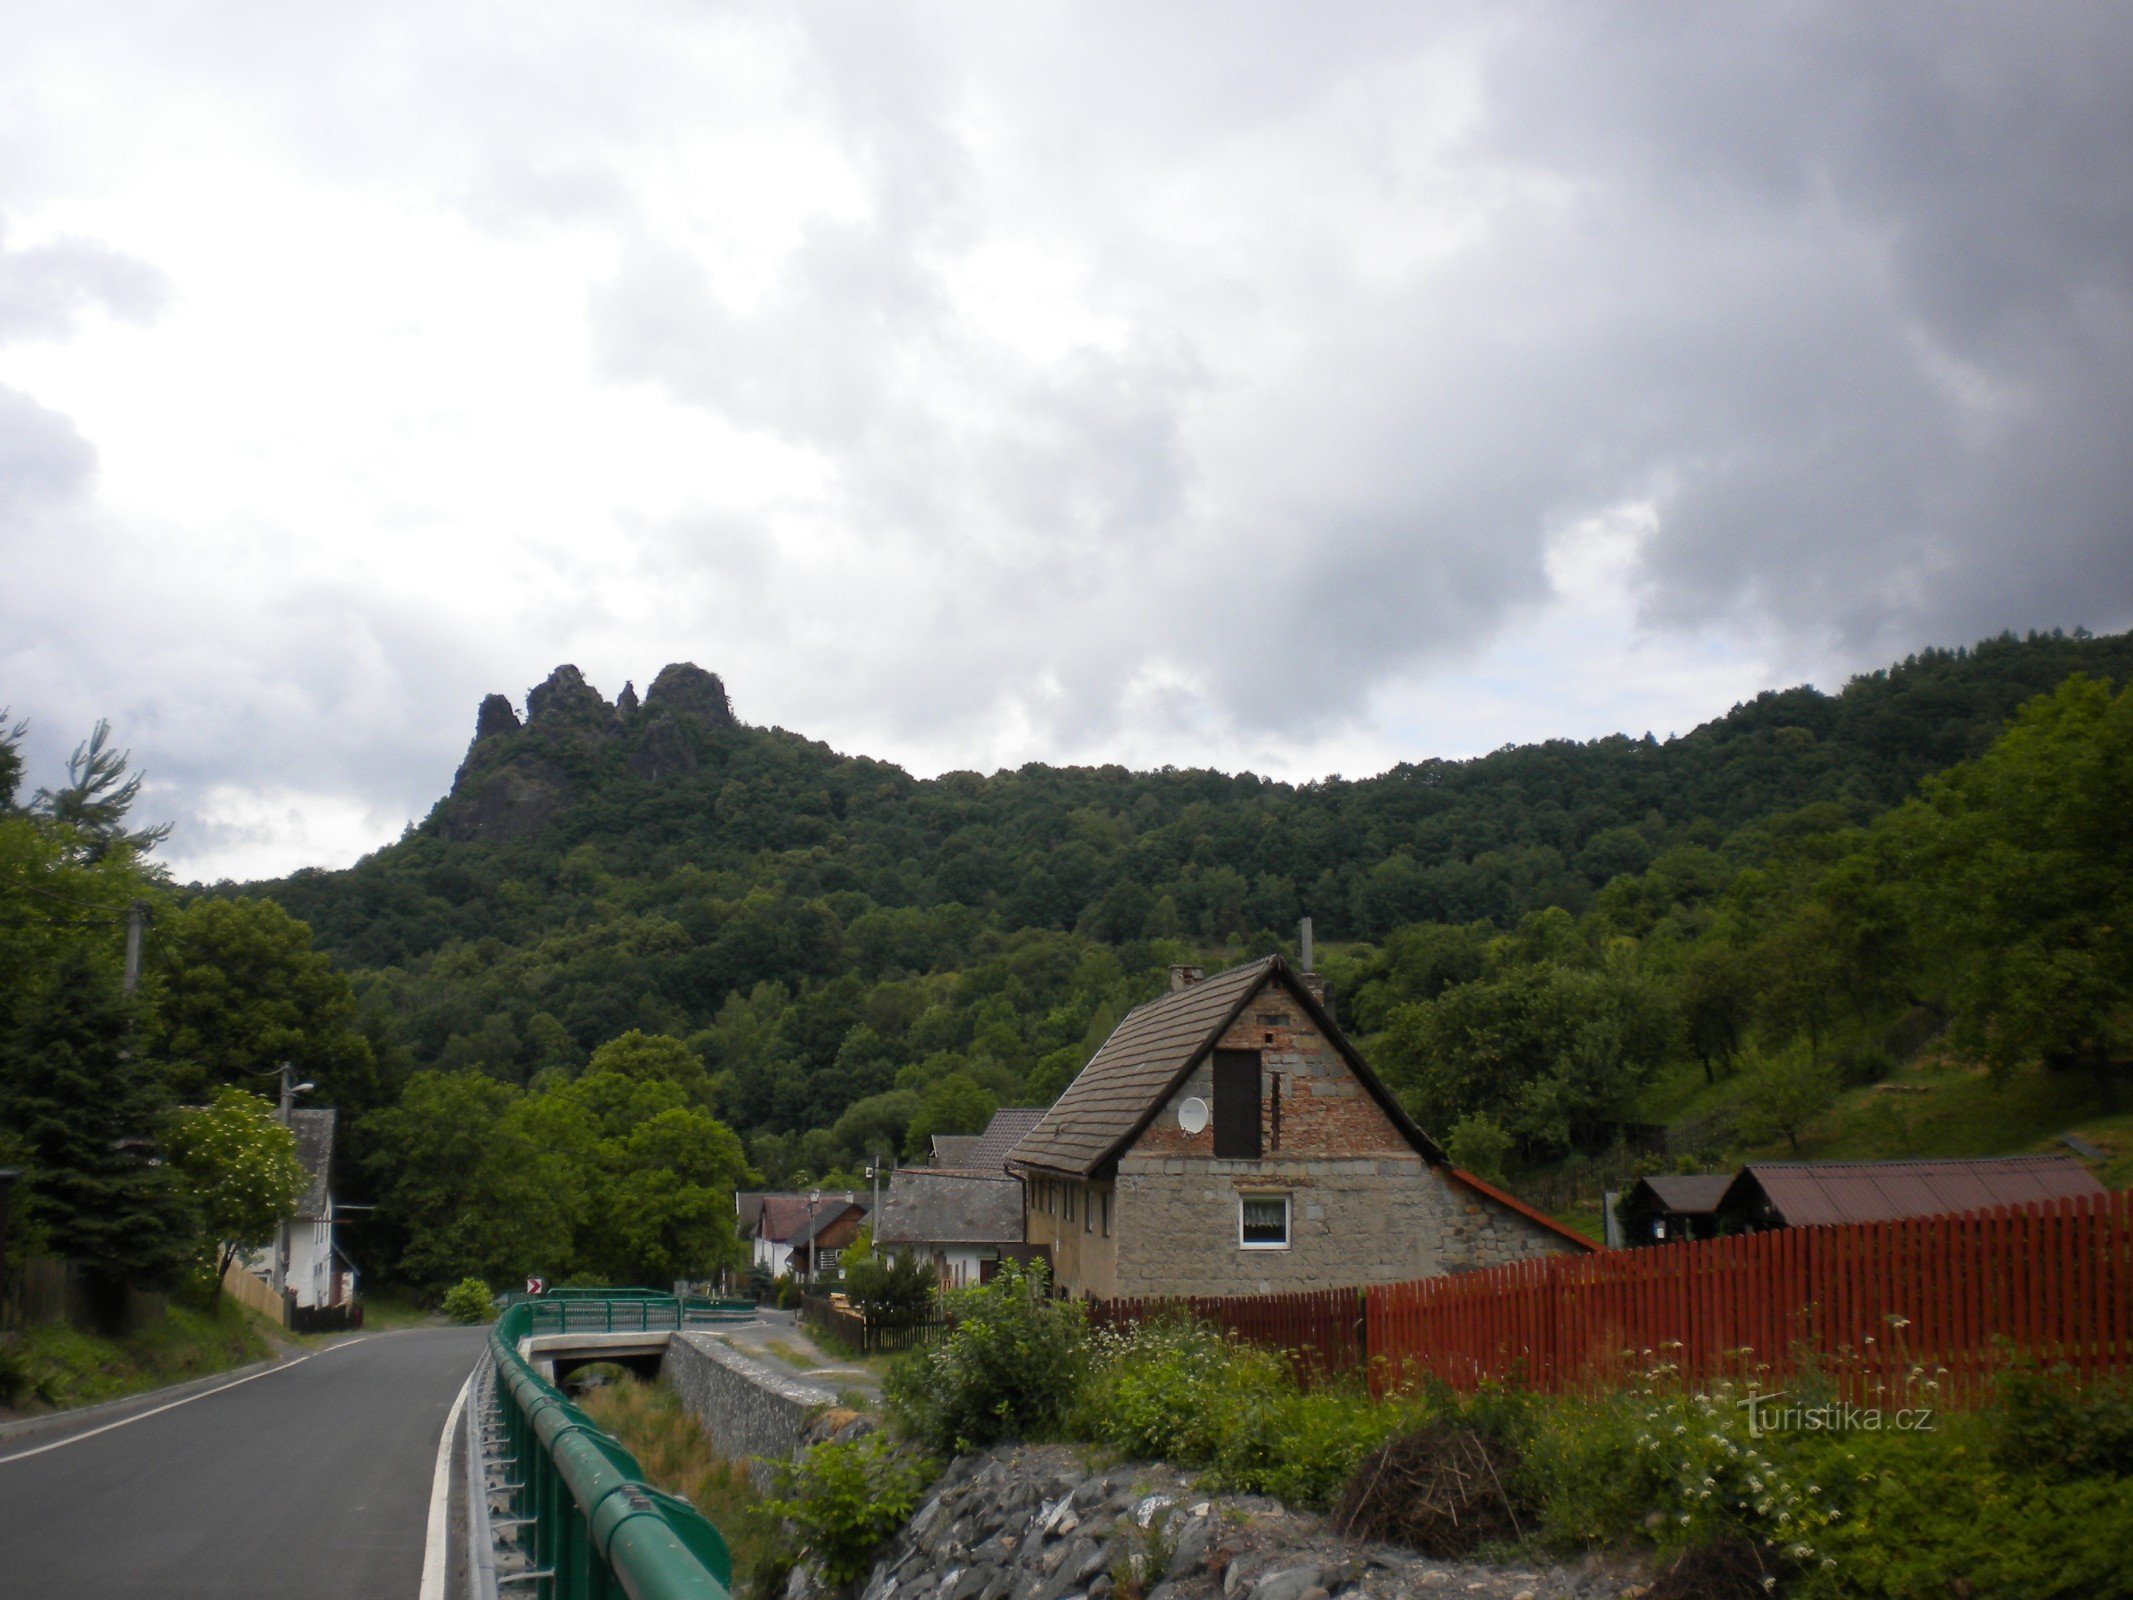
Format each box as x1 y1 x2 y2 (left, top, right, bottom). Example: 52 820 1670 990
871 1151 881 1223
122 902 146 996
272 1063 293 1294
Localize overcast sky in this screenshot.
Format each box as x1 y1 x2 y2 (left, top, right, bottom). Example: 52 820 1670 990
3 2 2129 884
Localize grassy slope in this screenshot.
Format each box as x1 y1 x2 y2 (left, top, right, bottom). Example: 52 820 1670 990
0 1295 281 1413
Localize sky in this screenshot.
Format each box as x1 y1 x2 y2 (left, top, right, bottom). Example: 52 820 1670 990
2 1 2129 884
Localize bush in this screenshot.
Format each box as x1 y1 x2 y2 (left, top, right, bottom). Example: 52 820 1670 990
845 1249 936 1326
1074 1316 1405 1510
441 1278 495 1324
885 1260 1085 1453
770 1437 936 1586
1988 1363 2133 1481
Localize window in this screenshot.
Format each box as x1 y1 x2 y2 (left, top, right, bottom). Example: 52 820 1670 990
1238 1194 1290 1249
1212 1049 1262 1159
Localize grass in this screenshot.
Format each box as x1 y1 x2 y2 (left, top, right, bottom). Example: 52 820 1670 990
0 1295 278 1413
577 1375 779 1597
356 1288 444 1331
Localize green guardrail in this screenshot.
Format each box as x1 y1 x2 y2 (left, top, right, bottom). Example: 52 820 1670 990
489 1294 734 1599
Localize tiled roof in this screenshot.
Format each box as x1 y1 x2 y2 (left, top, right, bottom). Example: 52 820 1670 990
784 1198 870 1247
754 1191 866 1244
1728 1156 2104 1228
874 1169 1024 1246
1006 956 1444 1178
290 1109 335 1221
930 1135 982 1167
964 1108 1049 1172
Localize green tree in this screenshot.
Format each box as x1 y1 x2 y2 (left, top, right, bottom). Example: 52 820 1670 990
362 1071 586 1294
148 896 383 1108
31 719 173 862
0 951 194 1298
1735 1050 1840 1154
166 1086 306 1292
903 1072 998 1160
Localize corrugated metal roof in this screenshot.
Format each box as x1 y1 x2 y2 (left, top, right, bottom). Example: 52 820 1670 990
1637 1174 1733 1215
874 1169 1024 1246
1730 1156 2105 1227
1007 955 1444 1177
290 1109 335 1220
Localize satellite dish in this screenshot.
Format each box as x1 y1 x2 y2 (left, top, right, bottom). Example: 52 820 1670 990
1178 1097 1210 1135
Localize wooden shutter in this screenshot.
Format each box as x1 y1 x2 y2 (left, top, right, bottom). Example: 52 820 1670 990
1212 1050 1262 1159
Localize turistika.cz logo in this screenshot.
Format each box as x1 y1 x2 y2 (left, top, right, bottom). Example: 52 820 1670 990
1737 1392 1936 1437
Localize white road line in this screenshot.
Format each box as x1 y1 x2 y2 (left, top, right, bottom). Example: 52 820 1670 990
0 1357 311 1466
419 1367 475 1600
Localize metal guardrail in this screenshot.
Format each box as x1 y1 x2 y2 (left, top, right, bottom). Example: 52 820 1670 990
484 1293 737 1600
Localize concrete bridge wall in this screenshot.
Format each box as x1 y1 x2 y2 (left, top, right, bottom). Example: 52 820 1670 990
660 1331 845 1488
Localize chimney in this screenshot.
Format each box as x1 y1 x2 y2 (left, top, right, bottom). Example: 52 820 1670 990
1169 964 1204 993
1299 916 1314 974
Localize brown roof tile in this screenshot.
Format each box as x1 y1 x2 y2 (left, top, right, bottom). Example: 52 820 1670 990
1007 955 1444 1177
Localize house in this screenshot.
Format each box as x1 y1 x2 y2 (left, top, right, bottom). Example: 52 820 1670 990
873 1168 1027 1288
740 1191 869 1277
1006 955 1592 1298
242 1108 352 1314
1616 1173 1733 1246
1714 1156 2106 1234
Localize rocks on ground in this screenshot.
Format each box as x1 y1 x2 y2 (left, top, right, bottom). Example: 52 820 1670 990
833 1444 1641 1600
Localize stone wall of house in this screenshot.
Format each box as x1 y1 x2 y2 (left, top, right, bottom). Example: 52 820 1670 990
1112 1155 1449 1296
1429 1170 1587 1272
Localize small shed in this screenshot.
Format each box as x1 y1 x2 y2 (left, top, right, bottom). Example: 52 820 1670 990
1715 1155 2105 1233
1616 1173 1734 1246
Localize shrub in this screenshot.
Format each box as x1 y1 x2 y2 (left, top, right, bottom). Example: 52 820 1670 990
1988 1363 2133 1481
885 1260 1085 1453
441 1278 495 1324
770 1437 936 1586
845 1249 936 1326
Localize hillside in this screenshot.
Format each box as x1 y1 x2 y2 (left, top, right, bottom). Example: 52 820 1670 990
227 628 2132 1236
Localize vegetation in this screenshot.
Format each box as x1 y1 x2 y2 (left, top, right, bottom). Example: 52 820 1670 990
882 1292 2133 1599
768 1436 937 1587
440 1278 496 1323
165 1087 306 1295
884 1260 1088 1453
577 1375 784 1600
0 1296 275 1411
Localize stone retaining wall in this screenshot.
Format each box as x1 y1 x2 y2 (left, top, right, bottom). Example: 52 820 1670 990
660 1331 843 1487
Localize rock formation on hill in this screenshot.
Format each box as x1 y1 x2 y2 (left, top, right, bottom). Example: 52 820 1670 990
437 662 737 842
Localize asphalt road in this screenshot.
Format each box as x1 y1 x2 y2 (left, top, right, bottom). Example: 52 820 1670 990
0 1325 484 1599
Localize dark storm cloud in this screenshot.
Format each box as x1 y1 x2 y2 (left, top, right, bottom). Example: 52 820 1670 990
589 1 2131 748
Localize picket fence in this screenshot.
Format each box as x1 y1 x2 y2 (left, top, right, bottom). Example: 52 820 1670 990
1091 1191 2133 1407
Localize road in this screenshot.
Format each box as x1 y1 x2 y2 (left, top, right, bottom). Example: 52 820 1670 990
0 1325 483 1599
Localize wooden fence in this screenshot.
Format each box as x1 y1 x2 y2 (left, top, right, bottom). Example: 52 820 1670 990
801 1293 949 1355
1081 1194 2133 1407
1090 1288 1364 1385
1368 1189 2133 1406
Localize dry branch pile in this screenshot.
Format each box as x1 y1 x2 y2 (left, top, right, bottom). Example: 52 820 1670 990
1332 1425 1526 1557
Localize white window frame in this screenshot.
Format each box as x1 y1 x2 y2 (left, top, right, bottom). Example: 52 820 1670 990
1237 1193 1291 1251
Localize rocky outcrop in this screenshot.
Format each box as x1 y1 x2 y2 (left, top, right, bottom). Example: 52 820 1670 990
434 661 740 841
643 663 735 726
844 1445 1615 1600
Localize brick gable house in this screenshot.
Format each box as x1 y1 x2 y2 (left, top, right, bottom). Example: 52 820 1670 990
1006 955 1590 1297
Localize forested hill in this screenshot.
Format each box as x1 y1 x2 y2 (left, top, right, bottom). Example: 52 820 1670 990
267 629 2130 980
215 627 2133 1275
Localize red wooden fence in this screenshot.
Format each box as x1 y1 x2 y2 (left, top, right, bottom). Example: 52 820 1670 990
1367 1189 2133 1406
1090 1287 1363 1384
1087 1193 2133 1407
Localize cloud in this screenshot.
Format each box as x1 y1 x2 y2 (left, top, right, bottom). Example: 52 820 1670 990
0 0 2127 880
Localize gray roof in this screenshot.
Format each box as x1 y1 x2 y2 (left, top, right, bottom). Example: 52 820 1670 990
1629 1174 1734 1215
1724 1156 2105 1227
963 1109 1049 1172
874 1169 1024 1247
930 1135 982 1167
785 1198 870 1246
290 1109 335 1221
1007 955 1444 1178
